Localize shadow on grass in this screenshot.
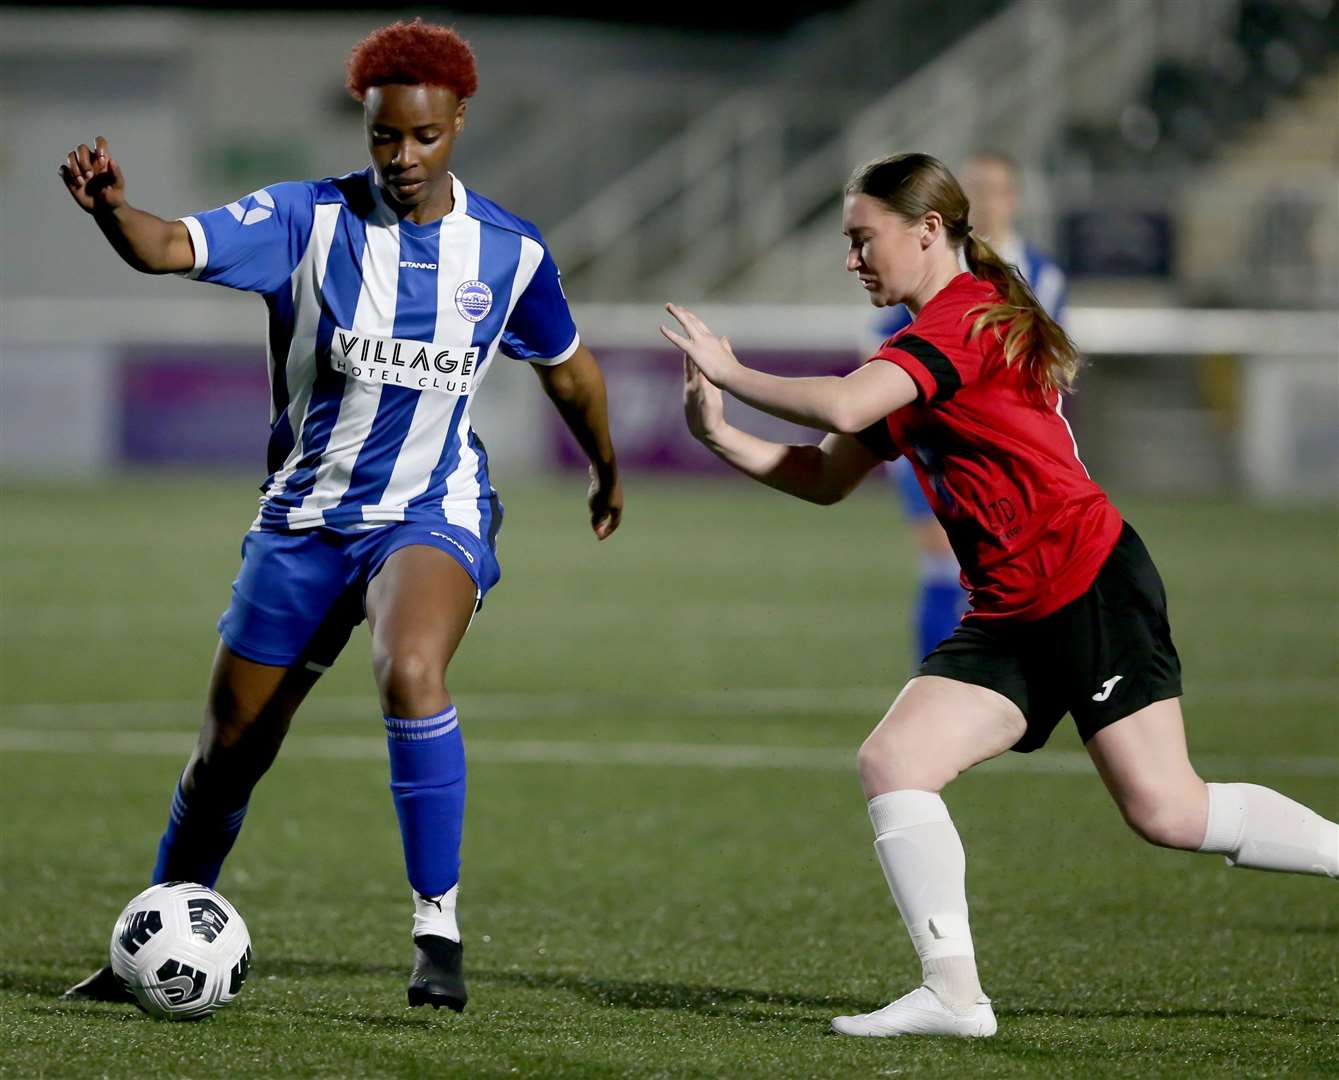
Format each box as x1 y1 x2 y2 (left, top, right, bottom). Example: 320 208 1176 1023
255 956 870 1014
241 957 876 1027
24 962 1331 1032
999 1005 1333 1026
1232 921 1338 936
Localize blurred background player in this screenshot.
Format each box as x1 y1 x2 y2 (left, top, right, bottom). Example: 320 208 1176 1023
870 149 1067 663
58 18 622 1012
663 152 1337 1040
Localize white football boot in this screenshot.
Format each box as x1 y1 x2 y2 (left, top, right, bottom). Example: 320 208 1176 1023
831 985 997 1037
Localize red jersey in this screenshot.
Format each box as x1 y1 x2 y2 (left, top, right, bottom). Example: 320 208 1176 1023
861 272 1122 623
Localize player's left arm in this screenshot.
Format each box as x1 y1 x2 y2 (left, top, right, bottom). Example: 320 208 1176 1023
661 304 918 434
532 346 622 541
504 240 621 540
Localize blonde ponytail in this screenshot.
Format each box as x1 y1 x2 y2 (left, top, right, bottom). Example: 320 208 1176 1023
963 232 1080 395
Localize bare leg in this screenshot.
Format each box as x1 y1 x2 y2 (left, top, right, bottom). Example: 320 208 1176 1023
366 545 477 720
833 676 1025 1037
155 643 322 885
1088 699 1338 876
366 544 479 1011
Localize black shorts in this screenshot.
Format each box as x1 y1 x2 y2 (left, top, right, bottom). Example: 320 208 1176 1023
919 522 1182 753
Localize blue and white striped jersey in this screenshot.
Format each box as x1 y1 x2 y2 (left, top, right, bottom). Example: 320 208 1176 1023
180 167 578 537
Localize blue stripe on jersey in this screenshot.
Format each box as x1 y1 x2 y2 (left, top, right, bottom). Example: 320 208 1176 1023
330 226 442 514
260 202 370 526
469 429 503 548
471 224 520 350
423 395 471 502
264 287 297 475
418 222 521 519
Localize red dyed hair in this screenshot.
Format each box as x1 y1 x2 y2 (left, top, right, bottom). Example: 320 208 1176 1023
346 18 479 102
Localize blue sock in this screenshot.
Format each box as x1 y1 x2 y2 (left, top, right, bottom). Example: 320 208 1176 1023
385 706 466 898
916 553 969 661
151 779 248 887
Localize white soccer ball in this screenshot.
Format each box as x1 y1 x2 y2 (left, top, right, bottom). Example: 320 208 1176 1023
109 882 253 1020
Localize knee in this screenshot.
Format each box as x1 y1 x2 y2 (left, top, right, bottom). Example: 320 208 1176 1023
1119 786 1208 850
857 732 955 796
374 646 447 716
205 684 266 752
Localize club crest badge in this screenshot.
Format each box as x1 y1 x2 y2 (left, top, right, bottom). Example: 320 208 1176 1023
455 280 493 323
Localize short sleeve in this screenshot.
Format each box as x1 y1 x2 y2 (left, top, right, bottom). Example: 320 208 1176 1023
871 333 967 405
499 247 579 365
178 181 316 295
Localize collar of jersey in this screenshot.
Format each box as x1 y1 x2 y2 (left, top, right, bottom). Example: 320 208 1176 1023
921 271 980 315
366 168 468 236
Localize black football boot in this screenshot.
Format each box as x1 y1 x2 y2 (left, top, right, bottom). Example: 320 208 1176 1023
62 965 136 1003
406 935 467 1011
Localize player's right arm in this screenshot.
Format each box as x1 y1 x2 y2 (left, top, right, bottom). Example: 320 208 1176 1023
682 356 883 505
59 136 195 274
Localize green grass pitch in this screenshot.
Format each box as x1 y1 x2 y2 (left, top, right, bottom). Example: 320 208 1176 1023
1 473 1335 1078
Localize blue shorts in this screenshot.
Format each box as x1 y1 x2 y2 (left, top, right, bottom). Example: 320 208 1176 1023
217 521 501 669
888 457 934 521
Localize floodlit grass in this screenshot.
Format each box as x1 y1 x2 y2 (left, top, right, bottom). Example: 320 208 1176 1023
2 474 1335 1078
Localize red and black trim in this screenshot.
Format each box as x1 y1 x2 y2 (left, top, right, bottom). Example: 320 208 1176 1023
893 334 962 403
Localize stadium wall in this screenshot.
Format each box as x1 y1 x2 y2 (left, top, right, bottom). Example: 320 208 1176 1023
3 302 1334 503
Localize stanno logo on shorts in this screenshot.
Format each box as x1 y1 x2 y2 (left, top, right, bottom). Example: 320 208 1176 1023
429 531 476 564
331 328 477 396
1092 675 1123 702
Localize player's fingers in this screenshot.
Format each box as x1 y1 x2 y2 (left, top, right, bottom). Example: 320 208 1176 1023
595 507 621 540
94 135 109 158
663 303 695 337
659 324 690 350
58 162 80 190
75 143 95 177
677 306 714 338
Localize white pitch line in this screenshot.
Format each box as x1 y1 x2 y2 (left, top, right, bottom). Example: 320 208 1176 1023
0 729 1334 778
1 677 1336 729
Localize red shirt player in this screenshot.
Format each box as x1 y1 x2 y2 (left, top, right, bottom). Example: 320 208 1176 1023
661 152 1338 1040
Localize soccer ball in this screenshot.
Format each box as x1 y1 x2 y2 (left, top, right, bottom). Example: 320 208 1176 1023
109 882 252 1020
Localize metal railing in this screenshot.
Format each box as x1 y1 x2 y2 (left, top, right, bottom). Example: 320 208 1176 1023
547 0 1171 301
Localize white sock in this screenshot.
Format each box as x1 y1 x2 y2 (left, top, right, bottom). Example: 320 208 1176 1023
1199 783 1339 877
412 884 460 941
868 790 984 1012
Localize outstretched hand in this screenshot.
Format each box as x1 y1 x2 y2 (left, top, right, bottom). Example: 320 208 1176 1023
660 303 741 388
59 135 126 215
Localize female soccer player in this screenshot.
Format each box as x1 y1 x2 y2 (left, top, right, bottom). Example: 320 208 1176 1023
662 152 1337 1039
871 150 1068 664
60 19 621 1011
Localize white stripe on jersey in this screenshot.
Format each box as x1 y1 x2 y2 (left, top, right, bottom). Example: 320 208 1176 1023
1054 396 1091 478
289 201 402 527
188 168 580 536
374 212 485 521
255 203 343 520
440 233 544 535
